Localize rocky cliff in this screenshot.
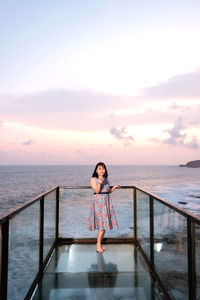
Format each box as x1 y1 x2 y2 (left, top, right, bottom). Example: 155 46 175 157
179 160 200 168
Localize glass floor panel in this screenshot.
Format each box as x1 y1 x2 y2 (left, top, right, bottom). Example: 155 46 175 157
33 244 163 300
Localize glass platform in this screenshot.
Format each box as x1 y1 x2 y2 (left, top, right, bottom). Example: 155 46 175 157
33 243 163 300
1 185 200 299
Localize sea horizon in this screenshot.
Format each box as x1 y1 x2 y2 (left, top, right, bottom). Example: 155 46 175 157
0 163 183 168
1 165 200 218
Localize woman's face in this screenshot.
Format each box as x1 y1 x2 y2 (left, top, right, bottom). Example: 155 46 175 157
96 165 106 177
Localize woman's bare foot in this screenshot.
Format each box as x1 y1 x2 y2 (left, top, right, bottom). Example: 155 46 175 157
96 245 104 253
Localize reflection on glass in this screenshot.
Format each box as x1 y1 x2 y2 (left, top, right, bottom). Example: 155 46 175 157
154 199 188 299
87 253 118 299
195 223 200 299
7 202 39 300
32 244 163 300
137 190 150 258
59 188 133 238
43 190 56 261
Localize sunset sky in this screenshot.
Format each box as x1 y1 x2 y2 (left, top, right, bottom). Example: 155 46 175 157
0 0 200 165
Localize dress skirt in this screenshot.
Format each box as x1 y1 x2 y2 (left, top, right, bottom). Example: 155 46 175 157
88 193 118 231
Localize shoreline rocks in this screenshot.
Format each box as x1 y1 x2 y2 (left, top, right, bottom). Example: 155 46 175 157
179 160 200 168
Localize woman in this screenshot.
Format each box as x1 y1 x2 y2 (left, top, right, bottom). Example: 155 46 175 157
88 162 119 253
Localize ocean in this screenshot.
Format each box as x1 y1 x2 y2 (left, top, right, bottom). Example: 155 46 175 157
0 164 200 218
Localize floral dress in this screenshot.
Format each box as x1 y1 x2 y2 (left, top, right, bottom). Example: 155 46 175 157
88 178 118 231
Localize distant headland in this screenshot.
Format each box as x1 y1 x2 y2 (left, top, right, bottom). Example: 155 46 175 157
179 160 200 168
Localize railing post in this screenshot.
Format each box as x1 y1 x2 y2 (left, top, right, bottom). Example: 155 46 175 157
150 195 154 270
133 244 138 286
133 187 137 240
39 196 44 275
0 219 9 300
187 218 196 300
56 187 59 241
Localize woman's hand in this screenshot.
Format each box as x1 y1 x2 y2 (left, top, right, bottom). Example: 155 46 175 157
91 177 103 193
110 185 120 193
97 179 103 185
113 185 120 190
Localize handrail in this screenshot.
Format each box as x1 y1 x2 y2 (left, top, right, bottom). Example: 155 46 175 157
0 185 59 225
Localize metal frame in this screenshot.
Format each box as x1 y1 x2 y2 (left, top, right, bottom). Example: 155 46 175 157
0 185 200 300
133 187 137 240
0 219 9 300
150 195 154 269
55 186 59 240
39 196 44 275
187 219 196 300
57 237 134 245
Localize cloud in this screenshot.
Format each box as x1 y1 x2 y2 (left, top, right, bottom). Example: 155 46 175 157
142 68 200 99
168 102 182 110
22 139 33 146
0 67 200 134
185 137 199 149
0 89 126 114
110 127 127 139
163 117 186 145
110 126 134 146
0 89 134 131
161 117 199 149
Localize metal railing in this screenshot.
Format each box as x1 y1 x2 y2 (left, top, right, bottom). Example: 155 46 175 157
134 186 200 300
0 185 200 300
0 186 59 300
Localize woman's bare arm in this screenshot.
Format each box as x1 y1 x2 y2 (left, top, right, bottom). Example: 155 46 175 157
109 185 120 193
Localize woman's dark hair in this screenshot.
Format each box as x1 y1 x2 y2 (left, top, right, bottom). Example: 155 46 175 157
92 162 108 178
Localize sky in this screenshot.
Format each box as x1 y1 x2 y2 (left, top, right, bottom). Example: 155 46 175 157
0 0 200 165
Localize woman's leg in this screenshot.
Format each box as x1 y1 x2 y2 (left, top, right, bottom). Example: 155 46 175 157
101 230 106 251
97 230 105 252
